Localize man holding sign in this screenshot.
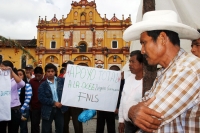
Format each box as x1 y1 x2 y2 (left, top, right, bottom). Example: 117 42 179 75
0 60 25 133
96 66 121 133
63 62 83 133
61 64 121 133
38 63 68 133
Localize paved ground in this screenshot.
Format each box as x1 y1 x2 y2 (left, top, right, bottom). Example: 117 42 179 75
27 115 119 133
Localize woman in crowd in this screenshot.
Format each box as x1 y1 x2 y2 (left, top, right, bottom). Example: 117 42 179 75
17 69 32 133
0 60 25 133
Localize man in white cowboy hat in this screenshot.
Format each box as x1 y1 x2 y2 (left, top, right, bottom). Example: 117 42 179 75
123 10 200 133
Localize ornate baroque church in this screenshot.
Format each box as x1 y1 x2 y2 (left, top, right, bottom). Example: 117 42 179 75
0 0 131 70
36 0 131 70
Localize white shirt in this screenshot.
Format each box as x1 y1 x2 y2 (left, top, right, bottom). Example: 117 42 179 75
118 74 143 123
27 74 35 82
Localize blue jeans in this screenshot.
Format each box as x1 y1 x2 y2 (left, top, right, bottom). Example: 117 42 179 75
42 107 64 133
20 109 29 133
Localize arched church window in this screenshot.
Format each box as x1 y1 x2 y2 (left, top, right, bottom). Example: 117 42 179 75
80 12 86 25
89 11 93 17
74 11 78 17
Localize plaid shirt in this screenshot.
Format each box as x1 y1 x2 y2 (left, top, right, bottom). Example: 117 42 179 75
142 49 200 133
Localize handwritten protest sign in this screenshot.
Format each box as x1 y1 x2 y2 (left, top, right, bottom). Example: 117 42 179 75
61 64 121 112
0 70 11 121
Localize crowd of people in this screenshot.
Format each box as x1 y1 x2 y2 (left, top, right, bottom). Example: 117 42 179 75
0 60 122 133
0 10 200 133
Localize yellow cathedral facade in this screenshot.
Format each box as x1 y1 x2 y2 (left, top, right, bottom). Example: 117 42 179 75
0 0 131 70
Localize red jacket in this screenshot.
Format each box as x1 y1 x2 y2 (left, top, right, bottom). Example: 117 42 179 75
58 73 65 78
29 76 46 110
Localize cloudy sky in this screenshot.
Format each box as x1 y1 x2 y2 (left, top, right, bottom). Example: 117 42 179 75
0 0 141 39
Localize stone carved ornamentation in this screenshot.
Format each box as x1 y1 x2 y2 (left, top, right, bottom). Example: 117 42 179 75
96 38 103 46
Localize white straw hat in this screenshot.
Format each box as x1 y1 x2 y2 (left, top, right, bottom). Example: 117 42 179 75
123 10 200 41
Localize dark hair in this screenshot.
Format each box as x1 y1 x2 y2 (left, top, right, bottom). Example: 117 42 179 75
17 69 28 83
146 30 180 46
34 67 43 74
60 68 66 74
13 67 18 75
109 65 120 71
130 50 143 64
197 29 200 33
62 60 74 67
45 63 57 72
1 60 14 70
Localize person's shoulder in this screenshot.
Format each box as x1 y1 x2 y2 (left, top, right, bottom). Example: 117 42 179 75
57 77 65 82
58 74 64 78
29 78 33 83
42 76 47 81
29 78 37 83
179 53 200 69
25 82 31 86
125 74 135 81
39 80 48 86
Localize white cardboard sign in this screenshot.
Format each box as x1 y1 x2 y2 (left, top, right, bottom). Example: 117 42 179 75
0 70 11 121
61 64 121 112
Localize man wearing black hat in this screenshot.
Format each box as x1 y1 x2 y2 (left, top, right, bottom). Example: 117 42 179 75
25 64 35 82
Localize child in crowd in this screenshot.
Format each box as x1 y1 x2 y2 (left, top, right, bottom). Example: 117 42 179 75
17 69 32 133
38 63 68 133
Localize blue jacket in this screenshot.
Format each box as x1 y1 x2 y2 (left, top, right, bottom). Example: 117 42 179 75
38 77 68 120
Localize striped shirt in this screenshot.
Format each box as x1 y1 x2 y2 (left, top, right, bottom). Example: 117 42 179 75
18 83 32 113
141 49 200 133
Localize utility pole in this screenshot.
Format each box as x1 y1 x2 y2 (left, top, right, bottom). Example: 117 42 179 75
142 0 157 96
143 0 155 14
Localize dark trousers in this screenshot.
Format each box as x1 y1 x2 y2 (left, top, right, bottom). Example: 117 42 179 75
20 109 30 133
125 121 139 133
42 107 64 133
20 120 28 133
96 111 116 133
0 108 21 133
31 109 41 133
63 107 83 133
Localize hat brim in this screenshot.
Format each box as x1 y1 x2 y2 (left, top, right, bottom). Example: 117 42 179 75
123 20 200 41
25 67 33 69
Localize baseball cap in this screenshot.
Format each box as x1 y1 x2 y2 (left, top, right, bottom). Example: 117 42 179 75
25 64 33 69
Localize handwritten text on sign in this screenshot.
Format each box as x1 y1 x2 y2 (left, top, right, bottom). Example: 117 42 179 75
61 64 121 112
0 70 11 121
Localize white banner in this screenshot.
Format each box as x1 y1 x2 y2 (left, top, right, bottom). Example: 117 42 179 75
0 70 11 121
61 64 121 112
